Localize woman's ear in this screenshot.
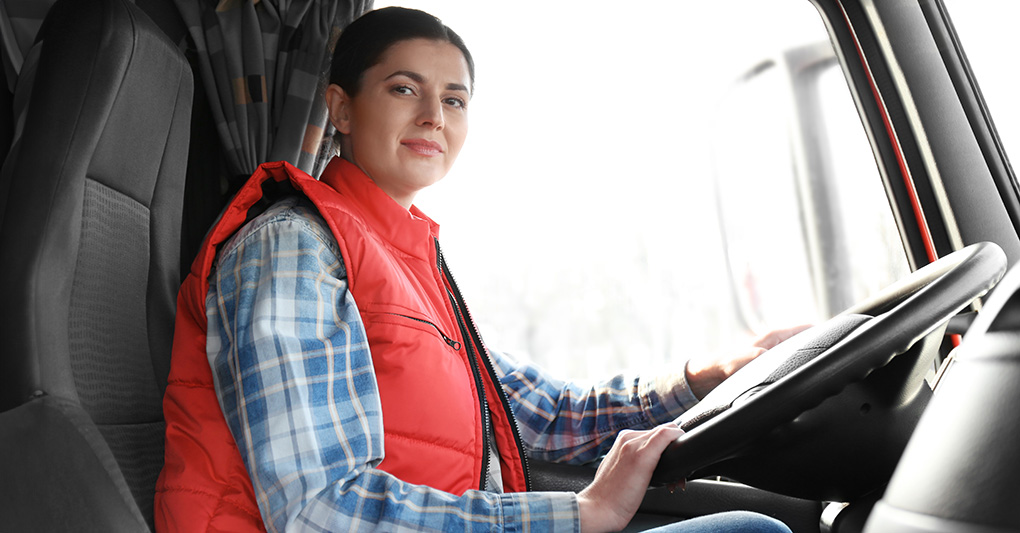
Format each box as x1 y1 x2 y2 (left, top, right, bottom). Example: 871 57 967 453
325 84 352 135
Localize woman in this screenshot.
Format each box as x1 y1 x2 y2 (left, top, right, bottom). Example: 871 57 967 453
156 7 799 532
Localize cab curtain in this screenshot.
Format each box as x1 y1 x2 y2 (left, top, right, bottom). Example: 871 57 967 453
174 0 372 179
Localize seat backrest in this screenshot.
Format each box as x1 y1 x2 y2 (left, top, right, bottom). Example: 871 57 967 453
0 0 193 527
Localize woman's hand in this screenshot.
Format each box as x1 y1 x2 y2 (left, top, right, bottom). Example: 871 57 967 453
576 423 685 533
685 325 813 399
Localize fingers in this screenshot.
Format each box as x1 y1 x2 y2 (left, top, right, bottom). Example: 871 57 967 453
632 423 684 453
615 423 683 448
646 424 684 463
599 423 685 488
578 424 685 533
755 324 813 350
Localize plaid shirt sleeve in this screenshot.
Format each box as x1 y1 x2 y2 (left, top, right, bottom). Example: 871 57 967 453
493 351 700 465
206 197 578 533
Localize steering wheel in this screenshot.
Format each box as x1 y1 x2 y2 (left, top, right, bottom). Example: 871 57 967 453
651 242 1007 501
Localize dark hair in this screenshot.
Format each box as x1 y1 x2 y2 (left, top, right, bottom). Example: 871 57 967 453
330 7 475 97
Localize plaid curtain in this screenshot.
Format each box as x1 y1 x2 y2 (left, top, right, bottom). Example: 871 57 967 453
174 0 371 179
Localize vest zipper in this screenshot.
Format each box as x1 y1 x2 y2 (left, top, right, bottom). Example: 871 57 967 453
434 239 533 492
385 312 462 350
446 291 494 491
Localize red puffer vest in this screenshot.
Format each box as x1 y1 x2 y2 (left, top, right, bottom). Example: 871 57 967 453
155 159 528 532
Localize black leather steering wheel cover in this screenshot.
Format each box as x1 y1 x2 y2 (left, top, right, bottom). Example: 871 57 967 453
675 313 872 434
652 242 1007 486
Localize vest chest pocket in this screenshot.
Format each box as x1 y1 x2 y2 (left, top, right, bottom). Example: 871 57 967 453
385 312 461 350
360 309 466 361
360 309 482 459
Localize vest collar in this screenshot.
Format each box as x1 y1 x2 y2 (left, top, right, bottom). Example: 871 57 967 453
319 157 441 261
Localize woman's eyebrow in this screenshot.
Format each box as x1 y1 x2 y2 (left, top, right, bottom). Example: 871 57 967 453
385 70 425 83
385 70 469 93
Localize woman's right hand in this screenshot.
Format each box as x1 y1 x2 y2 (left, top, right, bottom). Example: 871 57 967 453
576 423 685 533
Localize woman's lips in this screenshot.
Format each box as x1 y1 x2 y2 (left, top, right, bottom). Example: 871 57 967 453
401 138 443 156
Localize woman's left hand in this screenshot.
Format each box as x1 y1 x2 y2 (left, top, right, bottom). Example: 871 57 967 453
685 324 813 399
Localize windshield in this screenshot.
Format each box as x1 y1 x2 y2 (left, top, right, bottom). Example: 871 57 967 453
378 0 906 380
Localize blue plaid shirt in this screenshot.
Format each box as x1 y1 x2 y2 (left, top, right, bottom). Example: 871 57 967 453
206 197 700 532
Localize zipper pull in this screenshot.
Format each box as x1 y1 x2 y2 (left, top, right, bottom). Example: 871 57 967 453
442 334 462 351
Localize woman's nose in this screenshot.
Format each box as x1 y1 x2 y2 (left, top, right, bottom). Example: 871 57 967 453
417 99 445 130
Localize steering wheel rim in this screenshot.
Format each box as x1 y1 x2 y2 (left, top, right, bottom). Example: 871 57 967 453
652 242 1007 489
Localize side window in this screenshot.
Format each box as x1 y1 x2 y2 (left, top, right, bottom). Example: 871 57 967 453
381 1 909 379
715 42 910 333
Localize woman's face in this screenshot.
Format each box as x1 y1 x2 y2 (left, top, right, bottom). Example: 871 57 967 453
326 38 471 209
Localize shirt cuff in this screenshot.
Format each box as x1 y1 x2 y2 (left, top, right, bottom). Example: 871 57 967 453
498 491 579 533
640 372 700 426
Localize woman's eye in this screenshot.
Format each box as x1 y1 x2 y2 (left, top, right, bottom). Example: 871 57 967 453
393 85 414 96
443 97 466 109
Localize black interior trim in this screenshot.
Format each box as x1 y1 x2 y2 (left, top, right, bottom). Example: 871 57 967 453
810 0 936 269
870 0 1020 268
921 0 1020 251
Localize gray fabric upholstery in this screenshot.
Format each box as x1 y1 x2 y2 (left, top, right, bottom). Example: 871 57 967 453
69 179 162 421
0 0 193 528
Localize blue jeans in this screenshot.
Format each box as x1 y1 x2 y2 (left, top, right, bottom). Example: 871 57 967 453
645 511 792 533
